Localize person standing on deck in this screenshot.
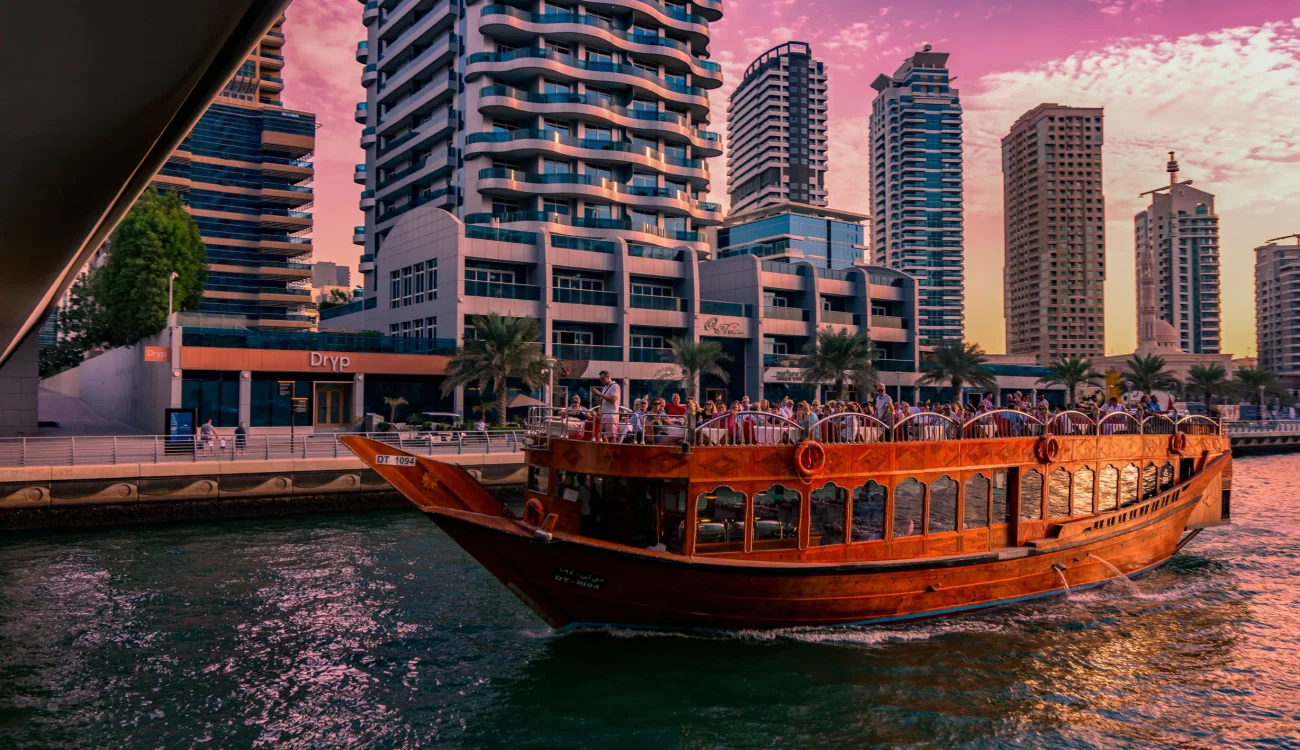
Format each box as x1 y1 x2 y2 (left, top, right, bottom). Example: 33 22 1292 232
874 383 893 423
596 371 621 442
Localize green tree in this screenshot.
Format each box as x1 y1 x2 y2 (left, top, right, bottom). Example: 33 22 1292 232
918 340 997 402
1037 354 1104 405
656 337 732 401
318 288 353 312
95 189 207 346
1233 367 1280 412
441 314 547 427
383 395 409 424
39 339 84 378
800 327 878 401
38 272 111 377
1121 354 1180 398
1186 363 1229 405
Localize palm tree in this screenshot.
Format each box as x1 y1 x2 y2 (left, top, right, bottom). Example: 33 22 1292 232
1121 354 1180 398
441 314 547 427
656 337 731 401
1186 363 1229 405
383 395 408 424
1037 354 1104 405
801 327 878 400
1234 367 1279 413
917 340 997 402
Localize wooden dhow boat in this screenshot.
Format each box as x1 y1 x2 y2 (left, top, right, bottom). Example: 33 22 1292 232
340 408 1231 630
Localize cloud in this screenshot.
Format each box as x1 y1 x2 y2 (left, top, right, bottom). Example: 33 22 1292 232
963 18 1300 354
824 22 882 52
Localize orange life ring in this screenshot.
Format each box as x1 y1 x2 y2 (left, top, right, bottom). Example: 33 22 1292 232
523 497 546 527
1034 436 1060 464
1170 432 1188 455
794 440 826 480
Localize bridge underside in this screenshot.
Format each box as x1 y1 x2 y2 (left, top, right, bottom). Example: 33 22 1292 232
0 0 291 367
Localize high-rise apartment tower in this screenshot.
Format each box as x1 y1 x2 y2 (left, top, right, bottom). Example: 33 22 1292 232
869 45 964 344
151 14 317 329
1002 104 1106 363
1255 235 1300 382
1134 153 1221 354
726 41 828 214
353 0 725 296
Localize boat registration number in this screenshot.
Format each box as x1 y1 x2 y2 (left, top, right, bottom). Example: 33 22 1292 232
375 455 417 466
555 567 604 591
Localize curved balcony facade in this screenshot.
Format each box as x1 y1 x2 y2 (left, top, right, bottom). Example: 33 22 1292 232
464 129 709 186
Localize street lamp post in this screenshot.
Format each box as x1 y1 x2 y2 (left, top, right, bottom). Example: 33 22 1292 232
544 356 558 410
167 271 179 319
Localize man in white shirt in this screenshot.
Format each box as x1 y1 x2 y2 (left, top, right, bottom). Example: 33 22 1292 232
874 383 893 421
596 370 621 441
778 398 793 420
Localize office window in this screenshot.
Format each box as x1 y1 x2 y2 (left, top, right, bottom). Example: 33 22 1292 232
390 270 400 309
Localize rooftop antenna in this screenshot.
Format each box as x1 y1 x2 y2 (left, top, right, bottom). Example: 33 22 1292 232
1139 150 1194 198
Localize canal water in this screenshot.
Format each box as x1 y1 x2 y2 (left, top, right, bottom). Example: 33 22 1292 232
1 455 1297 749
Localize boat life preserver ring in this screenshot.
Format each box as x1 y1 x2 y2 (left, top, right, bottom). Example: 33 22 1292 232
794 440 826 480
523 497 546 527
1170 432 1188 455
1034 436 1060 464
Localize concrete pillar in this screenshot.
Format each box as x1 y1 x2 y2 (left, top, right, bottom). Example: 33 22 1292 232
453 384 465 417
238 370 252 425
0 331 39 436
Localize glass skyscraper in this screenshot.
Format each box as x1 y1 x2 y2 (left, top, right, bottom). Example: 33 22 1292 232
869 45 964 344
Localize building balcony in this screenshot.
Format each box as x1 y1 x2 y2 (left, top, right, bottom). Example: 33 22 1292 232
630 294 687 312
820 310 859 326
698 300 754 318
358 253 375 272
477 86 721 156
477 5 723 88
355 40 369 63
376 186 459 224
378 2 458 70
465 48 709 115
376 151 457 198
464 279 541 301
376 72 457 137
376 108 457 165
363 0 380 25
763 306 809 322
361 63 378 87
465 210 701 244
464 129 707 184
354 163 367 184
353 226 366 245
476 168 720 223
354 101 368 123
376 33 459 97
360 126 377 148
553 287 617 307
360 190 376 210
552 344 623 362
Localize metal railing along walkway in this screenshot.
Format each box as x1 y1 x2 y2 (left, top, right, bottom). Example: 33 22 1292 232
0 431 526 468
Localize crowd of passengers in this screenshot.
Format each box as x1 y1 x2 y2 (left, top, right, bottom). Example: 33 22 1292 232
558 380 1185 446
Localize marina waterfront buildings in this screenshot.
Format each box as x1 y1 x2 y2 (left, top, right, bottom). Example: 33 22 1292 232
712 202 867 271
726 42 828 214
1254 236 1300 386
1002 104 1106 364
869 45 965 345
1133 155 1222 354
149 14 318 329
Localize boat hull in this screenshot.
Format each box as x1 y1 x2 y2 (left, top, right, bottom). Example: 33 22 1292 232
427 462 1220 630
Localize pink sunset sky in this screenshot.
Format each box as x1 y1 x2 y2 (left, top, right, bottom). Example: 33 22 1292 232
280 0 1300 357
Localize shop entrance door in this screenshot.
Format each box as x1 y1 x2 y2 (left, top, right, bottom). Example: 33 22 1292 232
315 383 353 427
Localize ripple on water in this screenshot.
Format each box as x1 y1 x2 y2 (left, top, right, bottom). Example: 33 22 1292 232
1 457 1299 748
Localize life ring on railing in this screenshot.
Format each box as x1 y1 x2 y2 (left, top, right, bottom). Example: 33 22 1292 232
794 440 826 480
1170 432 1188 455
1034 436 1060 464
523 497 546 527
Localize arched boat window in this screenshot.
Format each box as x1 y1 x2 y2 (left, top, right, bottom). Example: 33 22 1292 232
752 484 800 549
1159 463 1175 492
1142 463 1158 500
809 483 848 546
964 474 990 529
695 486 746 551
1098 465 1119 512
1073 467 1095 516
893 478 925 538
851 481 886 541
1120 464 1140 507
929 476 958 534
1020 470 1044 521
991 470 1010 524
1049 468 1072 518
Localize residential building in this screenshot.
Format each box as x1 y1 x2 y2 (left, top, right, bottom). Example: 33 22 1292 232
712 202 867 270
726 41 828 214
340 0 726 409
312 261 352 288
1255 236 1300 385
869 45 965 345
1002 104 1106 364
1133 153 1221 354
150 14 317 329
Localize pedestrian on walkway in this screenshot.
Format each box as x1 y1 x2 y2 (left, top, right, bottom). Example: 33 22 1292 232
199 419 215 456
234 422 248 457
